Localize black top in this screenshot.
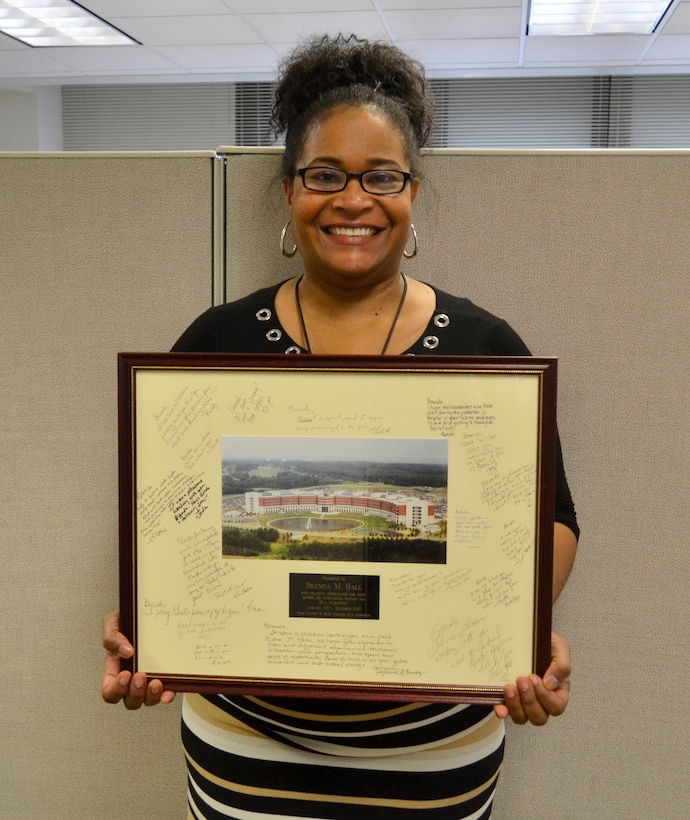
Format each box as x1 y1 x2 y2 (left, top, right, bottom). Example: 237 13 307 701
173 281 532 357
173 281 579 537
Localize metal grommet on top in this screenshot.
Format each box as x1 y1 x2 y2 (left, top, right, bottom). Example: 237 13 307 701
266 329 282 342
284 346 303 354
423 335 440 349
434 313 450 328
256 308 272 321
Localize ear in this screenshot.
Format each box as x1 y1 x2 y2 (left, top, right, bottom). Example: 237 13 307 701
410 177 420 203
283 176 294 206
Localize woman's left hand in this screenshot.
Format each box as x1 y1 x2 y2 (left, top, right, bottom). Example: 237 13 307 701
493 632 571 725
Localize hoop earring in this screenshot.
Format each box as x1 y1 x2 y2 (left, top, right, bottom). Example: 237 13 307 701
403 224 418 260
280 219 298 258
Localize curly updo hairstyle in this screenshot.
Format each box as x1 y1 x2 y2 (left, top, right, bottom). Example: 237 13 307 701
272 34 434 178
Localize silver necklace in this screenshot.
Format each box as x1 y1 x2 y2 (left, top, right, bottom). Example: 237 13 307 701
294 274 408 355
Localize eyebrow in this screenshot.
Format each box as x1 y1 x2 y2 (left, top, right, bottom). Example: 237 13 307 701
306 156 404 169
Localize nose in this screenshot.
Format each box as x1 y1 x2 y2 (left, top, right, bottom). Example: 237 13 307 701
332 176 374 210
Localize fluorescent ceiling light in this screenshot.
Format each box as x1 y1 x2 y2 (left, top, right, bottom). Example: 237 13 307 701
528 0 675 35
0 0 139 47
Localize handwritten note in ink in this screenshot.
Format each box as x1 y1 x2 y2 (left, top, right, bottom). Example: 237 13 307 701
427 613 514 680
137 471 210 543
288 404 392 436
480 464 536 511
153 383 220 450
263 623 425 679
229 383 273 423
500 520 533 566
471 572 521 610
454 511 491 547
177 526 237 603
461 431 504 473
426 399 496 437
390 568 472 607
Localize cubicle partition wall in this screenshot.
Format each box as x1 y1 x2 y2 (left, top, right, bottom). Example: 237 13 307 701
222 147 689 819
1 148 688 818
1 151 216 817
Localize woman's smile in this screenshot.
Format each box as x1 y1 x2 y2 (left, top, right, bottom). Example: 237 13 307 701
325 225 379 237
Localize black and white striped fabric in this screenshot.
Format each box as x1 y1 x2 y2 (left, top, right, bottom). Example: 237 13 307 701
183 693 504 819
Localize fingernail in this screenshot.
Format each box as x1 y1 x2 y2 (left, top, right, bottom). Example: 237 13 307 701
544 675 558 690
518 679 529 692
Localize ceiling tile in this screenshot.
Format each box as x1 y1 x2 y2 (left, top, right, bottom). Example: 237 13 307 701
41 46 180 74
0 34 27 52
524 34 649 66
385 8 523 39
156 44 279 71
645 33 690 59
109 16 262 46
378 0 521 8
403 38 520 67
231 0 372 11
243 11 390 43
0 49 80 76
85 0 233 16
660 2 690 33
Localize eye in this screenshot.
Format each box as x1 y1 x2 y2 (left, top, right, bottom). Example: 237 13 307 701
364 170 405 192
367 170 398 184
307 168 343 186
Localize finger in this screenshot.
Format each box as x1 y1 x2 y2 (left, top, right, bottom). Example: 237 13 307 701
544 632 572 687
102 609 120 644
143 679 175 707
102 669 132 704
102 610 134 658
122 672 149 710
502 683 528 725
515 677 550 726
103 645 124 679
531 674 570 717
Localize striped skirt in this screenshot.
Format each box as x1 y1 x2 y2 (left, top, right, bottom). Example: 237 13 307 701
183 693 505 819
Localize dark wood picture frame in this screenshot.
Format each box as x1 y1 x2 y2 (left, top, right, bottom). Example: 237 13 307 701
119 353 556 704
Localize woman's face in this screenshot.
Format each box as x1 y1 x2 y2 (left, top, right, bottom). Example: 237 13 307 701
284 105 419 289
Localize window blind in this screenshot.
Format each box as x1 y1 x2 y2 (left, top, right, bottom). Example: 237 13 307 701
428 77 606 148
624 75 690 147
62 83 236 151
62 75 690 151
234 82 278 146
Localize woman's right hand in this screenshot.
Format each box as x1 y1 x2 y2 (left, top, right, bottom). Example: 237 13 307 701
101 610 176 709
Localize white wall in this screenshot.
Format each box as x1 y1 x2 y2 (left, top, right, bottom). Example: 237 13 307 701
0 87 62 150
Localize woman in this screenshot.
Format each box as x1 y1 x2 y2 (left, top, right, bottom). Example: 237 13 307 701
103 34 579 819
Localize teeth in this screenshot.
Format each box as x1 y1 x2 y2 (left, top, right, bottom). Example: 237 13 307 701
328 226 377 236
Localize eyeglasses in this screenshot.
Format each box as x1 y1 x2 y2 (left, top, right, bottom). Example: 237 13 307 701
296 167 413 195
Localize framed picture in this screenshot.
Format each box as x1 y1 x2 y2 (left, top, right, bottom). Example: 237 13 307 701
118 352 556 704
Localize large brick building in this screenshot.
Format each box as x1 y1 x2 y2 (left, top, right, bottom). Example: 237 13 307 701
245 490 436 529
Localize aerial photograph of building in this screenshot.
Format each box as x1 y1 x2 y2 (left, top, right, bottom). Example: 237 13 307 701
221 436 448 564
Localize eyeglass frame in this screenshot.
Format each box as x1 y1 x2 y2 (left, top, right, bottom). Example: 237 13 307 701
296 166 414 195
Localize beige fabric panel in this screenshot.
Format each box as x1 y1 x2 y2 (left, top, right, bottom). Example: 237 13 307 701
224 148 690 819
1 147 687 818
0 153 214 818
